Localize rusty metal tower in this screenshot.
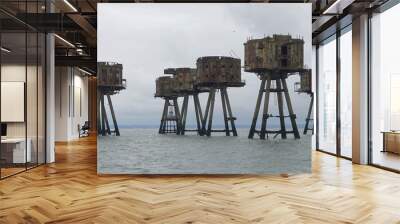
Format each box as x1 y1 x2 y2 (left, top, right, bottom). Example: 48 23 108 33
245 34 307 140
294 69 314 135
196 56 245 137
155 75 181 134
97 62 126 136
164 68 206 136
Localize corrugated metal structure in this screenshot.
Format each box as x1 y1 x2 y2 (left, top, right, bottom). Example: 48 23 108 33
244 34 304 72
295 69 312 94
162 68 204 136
245 35 307 140
154 74 181 135
164 68 197 93
158 98 181 134
196 56 245 136
196 56 244 87
155 76 178 98
98 62 126 94
295 69 314 135
97 62 127 136
156 67 208 135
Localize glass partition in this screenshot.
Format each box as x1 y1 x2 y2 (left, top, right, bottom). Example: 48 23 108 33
370 3 400 171
38 32 45 165
317 35 337 154
339 28 352 158
1 31 28 177
0 1 46 179
27 31 38 169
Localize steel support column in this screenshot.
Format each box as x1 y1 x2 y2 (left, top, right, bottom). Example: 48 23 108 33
304 93 314 134
248 73 300 139
202 88 238 137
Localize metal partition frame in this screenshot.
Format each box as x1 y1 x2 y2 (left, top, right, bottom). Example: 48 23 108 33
315 23 352 161
367 0 400 173
0 1 47 180
315 0 400 172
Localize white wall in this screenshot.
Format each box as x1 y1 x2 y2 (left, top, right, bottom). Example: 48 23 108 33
1 63 47 164
55 66 69 141
55 67 89 141
1 65 26 138
72 72 89 138
1 65 39 138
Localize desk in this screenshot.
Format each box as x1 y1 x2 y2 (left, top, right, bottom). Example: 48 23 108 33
1 138 31 163
382 131 400 154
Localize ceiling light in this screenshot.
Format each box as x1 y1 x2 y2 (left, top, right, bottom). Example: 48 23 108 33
76 48 86 56
322 0 355 15
63 0 78 12
54 34 75 48
78 67 93 76
1 47 11 53
323 0 343 15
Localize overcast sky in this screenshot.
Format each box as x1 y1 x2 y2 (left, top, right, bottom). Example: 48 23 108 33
98 3 312 128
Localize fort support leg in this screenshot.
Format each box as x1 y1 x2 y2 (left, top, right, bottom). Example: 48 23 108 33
98 92 104 136
224 88 237 136
178 98 184 135
104 97 112 136
195 94 204 127
166 118 169 133
173 98 181 135
166 120 169 133
159 99 168 134
107 94 120 136
100 94 111 136
202 90 213 134
276 79 287 139
193 94 203 136
180 95 189 135
281 78 300 139
304 94 314 135
206 89 216 137
220 89 230 136
163 100 169 133
260 76 272 140
179 96 185 135
97 91 102 135
248 78 267 139
104 115 111 136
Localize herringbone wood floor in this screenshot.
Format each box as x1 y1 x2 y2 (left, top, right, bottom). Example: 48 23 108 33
1 136 400 224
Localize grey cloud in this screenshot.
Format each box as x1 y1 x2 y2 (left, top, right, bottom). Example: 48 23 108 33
98 3 312 127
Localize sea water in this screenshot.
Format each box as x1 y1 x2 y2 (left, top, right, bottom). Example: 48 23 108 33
98 128 311 174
